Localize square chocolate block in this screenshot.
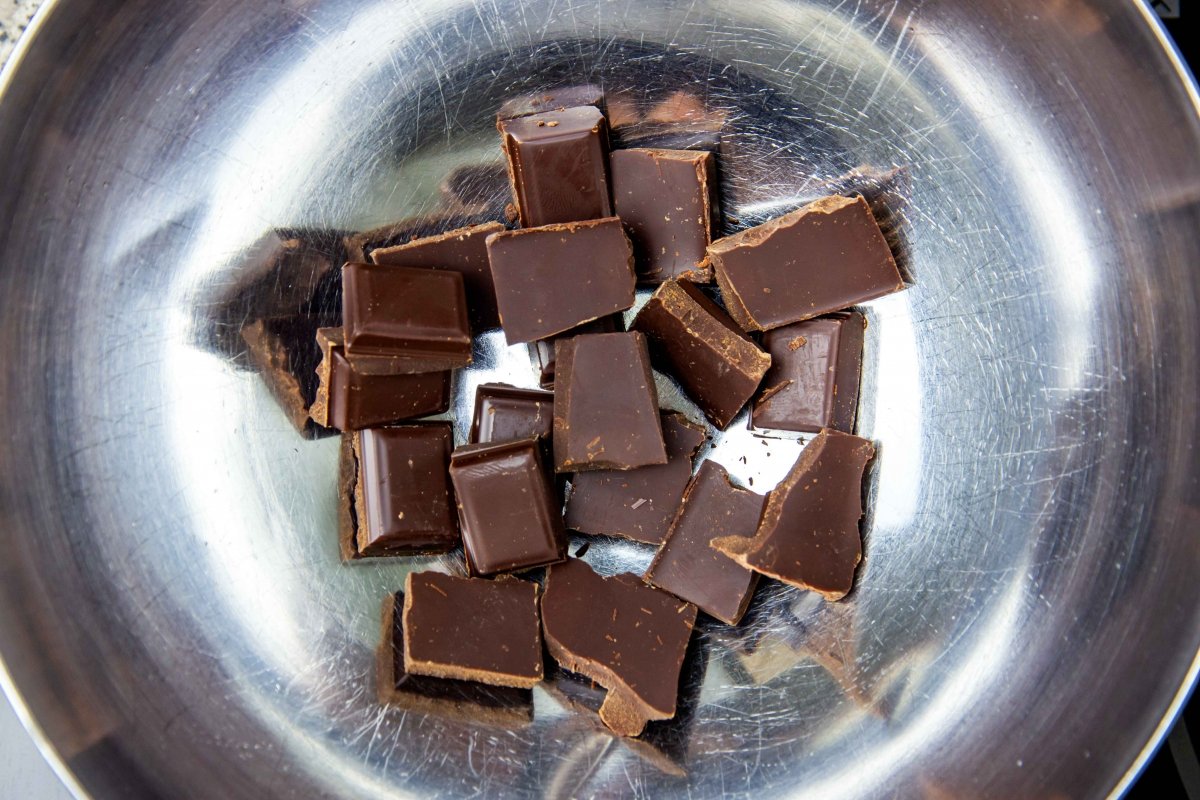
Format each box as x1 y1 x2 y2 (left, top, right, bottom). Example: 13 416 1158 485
528 314 623 390
469 383 554 445
341 263 472 374
486 218 635 345
499 106 613 227
752 312 865 434
450 439 568 575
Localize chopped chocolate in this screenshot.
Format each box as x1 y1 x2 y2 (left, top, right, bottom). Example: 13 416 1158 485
711 429 874 600
497 84 606 120
552 332 667 472
541 559 697 737
631 279 771 429
378 592 533 727
486 218 635 344
644 461 764 624
708 195 905 331
528 314 624 390
611 148 716 284
370 222 506 331
498 106 613 227
341 263 473 374
449 439 568 575
468 383 554 445
341 425 459 559
311 328 451 431
752 312 865 433
564 412 707 544
403 572 543 689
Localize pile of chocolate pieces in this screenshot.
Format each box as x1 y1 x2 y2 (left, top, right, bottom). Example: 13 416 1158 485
204 85 909 739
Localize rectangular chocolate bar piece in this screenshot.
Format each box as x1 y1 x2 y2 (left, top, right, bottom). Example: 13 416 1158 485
752 312 865 433
449 439 568 575
644 461 764 624
631 280 771 429
552 332 667 472
310 328 451 431
342 263 473 374
370 222 507 331
712 429 875 600
469 383 554 445
340 424 459 559
541 559 697 736
486 218 635 344
499 106 613 227
497 84 605 120
708 195 905 332
403 572 543 689
528 314 623 390
564 412 707 544
610 148 716 284
378 592 533 728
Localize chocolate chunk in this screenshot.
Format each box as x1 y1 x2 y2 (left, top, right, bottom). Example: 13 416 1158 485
564 412 707 544
378 592 533 727
310 328 451 431
644 461 764 624
611 149 716 284
341 263 473 374
541 559 697 736
340 425 459 559
528 314 624 390
498 106 613 227
449 439 568 575
711 429 874 600
552 332 667 472
497 84 605 120
631 280 771 429
708 195 905 331
403 572 543 689
752 312 865 433
486 218 635 344
370 222 506 331
468 383 554 445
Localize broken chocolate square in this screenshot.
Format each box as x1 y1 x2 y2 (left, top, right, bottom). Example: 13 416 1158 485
468 383 554 446
528 313 624 390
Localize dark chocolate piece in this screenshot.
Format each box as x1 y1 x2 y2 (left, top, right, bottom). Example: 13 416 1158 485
486 218 635 344
552 332 667 472
752 312 865 433
711 429 874 600
497 84 605 120
342 425 459 559
341 263 473 374
564 412 707 544
468 383 554 445
403 572 543 689
644 461 764 624
541 559 697 736
370 222 506 331
378 592 533 727
498 106 613 227
631 280 771 429
449 439 568 575
528 314 623 390
611 148 716 284
311 328 451 431
708 195 905 332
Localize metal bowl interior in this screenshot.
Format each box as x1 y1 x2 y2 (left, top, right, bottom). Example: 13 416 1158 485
1 1 1199 798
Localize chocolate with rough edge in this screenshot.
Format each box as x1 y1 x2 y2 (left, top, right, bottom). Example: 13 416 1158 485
528 313 623 390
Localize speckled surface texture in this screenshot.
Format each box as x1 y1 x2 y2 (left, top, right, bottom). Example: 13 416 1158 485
0 0 40 67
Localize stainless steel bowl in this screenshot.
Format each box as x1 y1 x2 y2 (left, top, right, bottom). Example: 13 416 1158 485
2 1 1198 797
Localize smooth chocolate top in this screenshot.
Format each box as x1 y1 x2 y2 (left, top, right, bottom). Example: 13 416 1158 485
499 106 613 227
564 412 707 544
529 313 623 389
486 217 635 345
354 425 459 557
753 312 865 434
541 559 697 721
552 332 668 472
403 572 543 688
631 279 771 429
342 263 473 373
708 195 905 331
711 429 875 600
371 222 506 332
645 461 764 624
450 439 568 575
469 383 554 445
497 84 605 120
611 148 715 284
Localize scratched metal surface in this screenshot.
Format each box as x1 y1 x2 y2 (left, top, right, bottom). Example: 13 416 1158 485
1 0 1199 798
